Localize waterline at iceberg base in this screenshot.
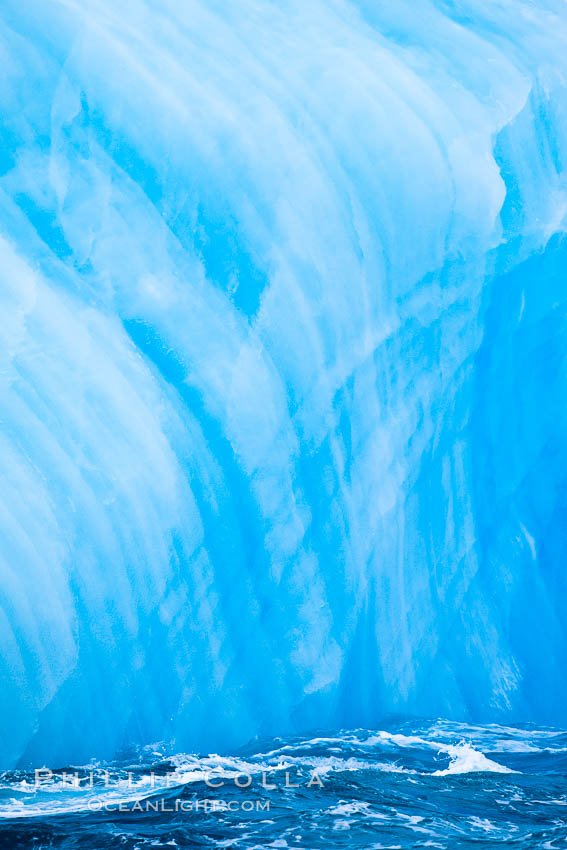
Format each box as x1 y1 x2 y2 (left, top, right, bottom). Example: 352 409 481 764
1 0 567 843
1 721 567 848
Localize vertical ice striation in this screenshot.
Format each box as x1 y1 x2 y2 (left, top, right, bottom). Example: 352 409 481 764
0 0 566 767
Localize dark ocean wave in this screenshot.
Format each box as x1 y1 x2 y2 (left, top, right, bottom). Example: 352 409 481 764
2 718 567 849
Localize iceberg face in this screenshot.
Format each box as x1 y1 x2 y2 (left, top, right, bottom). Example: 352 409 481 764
0 0 566 767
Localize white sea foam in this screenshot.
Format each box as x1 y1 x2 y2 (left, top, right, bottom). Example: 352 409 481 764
431 743 515 776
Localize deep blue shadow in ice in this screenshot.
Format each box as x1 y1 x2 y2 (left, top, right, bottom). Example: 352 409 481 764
470 233 567 723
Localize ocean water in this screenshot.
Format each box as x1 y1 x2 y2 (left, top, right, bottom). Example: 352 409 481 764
2 718 567 849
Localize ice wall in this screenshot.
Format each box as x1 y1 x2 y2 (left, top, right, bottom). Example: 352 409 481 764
0 0 566 767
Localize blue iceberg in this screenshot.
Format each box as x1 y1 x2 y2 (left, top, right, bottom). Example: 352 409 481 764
0 0 566 768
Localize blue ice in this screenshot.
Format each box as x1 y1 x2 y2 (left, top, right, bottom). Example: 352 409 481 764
0 0 566 767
